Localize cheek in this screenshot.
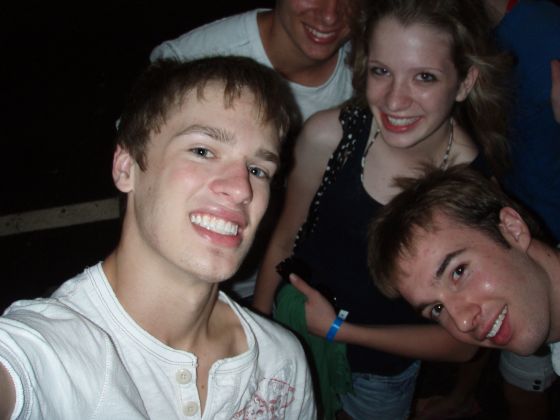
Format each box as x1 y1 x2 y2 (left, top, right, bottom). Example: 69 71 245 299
287 0 311 15
417 87 458 120
251 183 271 217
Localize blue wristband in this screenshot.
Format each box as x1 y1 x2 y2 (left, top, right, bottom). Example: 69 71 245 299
326 309 348 342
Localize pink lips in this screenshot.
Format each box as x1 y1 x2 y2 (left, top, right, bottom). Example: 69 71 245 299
380 112 421 133
189 209 247 249
483 308 512 347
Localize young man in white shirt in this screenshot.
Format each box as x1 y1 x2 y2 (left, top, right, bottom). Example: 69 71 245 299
0 56 315 419
150 0 356 121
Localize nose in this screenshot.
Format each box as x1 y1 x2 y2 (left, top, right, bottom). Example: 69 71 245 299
319 0 342 26
210 162 253 205
448 300 481 334
385 80 413 112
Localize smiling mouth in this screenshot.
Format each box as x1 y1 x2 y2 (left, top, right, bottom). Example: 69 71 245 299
386 116 419 126
303 24 337 41
190 214 239 236
486 306 508 339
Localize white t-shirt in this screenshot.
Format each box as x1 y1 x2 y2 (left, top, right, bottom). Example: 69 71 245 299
150 9 353 121
0 263 315 419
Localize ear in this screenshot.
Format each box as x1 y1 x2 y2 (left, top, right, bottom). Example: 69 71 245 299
498 207 532 252
112 145 135 193
455 65 479 102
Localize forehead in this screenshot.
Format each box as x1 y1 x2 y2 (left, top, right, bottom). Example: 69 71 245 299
179 81 260 117
147 82 279 153
369 17 453 61
397 214 469 283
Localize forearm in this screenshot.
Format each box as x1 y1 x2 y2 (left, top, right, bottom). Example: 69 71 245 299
253 238 292 315
253 263 283 316
335 322 477 362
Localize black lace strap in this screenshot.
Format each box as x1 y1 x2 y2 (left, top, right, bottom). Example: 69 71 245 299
293 105 371 252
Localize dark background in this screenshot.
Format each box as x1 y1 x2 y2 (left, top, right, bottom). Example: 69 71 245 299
0 1 273 311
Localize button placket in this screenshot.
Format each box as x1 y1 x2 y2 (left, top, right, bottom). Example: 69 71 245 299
175 367 200 417
182 401 199 417
176 368 193 385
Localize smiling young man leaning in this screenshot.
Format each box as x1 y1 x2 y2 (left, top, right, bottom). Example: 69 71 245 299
0 57 315 419
368 165 560 373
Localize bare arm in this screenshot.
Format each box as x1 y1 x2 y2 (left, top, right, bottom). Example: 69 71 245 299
551 59 560 124
336 323 476 362
0 363 15 420
290 274 477 362
252 109 344 315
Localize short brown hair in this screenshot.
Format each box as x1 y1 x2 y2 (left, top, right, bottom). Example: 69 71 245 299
116 56 300 170
368 165 546 298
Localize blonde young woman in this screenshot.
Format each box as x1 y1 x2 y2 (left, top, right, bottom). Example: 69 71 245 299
253 0 511 418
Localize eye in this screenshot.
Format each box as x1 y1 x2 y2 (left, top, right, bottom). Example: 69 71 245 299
248 165 271 180
451 264 466 282
416 72 437 82
190 147 215 159
430 303 444 320
370 66 389 77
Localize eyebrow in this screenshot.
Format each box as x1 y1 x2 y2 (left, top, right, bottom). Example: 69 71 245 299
367 59 445 73
179 124 235 144
412 248 466 314
435 248 465 279
178 124 280 166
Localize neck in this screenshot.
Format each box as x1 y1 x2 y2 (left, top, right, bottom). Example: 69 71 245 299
528 240 560 343
103 244 219 350
257 10 340 86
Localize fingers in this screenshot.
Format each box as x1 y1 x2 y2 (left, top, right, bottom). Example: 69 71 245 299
289 273 315 297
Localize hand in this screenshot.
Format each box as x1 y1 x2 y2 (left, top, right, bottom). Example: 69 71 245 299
551 59 560 124
289 274 337 337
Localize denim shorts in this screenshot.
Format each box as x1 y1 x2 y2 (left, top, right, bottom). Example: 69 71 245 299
339 360 420 419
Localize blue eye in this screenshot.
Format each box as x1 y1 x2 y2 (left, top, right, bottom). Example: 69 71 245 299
452 265 465 282
248 166 270 180
430 303 444 320
190 147 214 158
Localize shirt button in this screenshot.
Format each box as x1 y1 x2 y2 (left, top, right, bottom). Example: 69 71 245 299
176 368 192 385
183 401 199 416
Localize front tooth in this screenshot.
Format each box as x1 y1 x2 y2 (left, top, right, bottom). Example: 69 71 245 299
191 214 239 236
388 116 416 126
307 26 334 39
486 307 508 338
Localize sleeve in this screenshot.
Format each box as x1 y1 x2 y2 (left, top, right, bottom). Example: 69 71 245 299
0 310 115 419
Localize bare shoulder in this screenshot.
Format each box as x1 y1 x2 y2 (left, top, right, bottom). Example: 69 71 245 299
296 108 343 156
292 107 343 180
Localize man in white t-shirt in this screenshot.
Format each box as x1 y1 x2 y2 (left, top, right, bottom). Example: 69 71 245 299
367 165 560 376
150 0 355 122
0 57 315 419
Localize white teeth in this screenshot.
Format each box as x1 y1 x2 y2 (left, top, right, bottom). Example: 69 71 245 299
486 306 508 338
387 116 418 126
307 26 335 39
190 214 239 236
